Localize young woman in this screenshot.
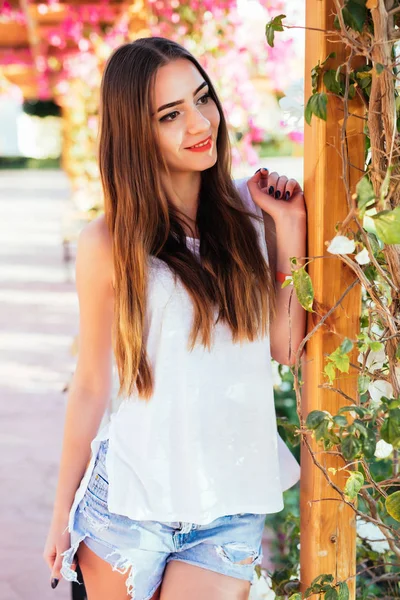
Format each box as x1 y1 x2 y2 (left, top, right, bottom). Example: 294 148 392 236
44 37 306 600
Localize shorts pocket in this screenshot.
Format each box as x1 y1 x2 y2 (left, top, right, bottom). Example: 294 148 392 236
87 471 109 505
79 491 111 533
86 442 109 505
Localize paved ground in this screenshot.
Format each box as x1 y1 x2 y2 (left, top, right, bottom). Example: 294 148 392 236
0 170 75 600
0 163 303 599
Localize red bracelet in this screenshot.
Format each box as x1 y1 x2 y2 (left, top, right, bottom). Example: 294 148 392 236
276 271 291 283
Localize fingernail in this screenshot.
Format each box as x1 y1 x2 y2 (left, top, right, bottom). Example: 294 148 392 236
261 167 268 172
254 168 261 173
51 578 59 589
275 190 281 199
285 191 290 200
268 186 274 195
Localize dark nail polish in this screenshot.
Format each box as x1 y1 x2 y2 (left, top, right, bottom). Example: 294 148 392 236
51 578 59 589
275 190 281 199
254 168 261 173
285 191 290 200
268 186 274 195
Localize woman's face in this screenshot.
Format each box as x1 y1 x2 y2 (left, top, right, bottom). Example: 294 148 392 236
152 58 220 174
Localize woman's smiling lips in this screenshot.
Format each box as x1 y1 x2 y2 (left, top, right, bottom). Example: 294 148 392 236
185 135 213 152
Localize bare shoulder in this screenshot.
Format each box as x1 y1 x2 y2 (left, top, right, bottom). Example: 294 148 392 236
76 213 114 289
79 213 111 248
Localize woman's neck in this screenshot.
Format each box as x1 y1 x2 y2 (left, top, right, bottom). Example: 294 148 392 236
164 171 201 236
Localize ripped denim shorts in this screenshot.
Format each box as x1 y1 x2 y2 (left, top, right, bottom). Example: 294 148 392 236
61 440 266 600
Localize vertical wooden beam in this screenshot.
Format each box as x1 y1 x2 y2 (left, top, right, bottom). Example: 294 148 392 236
301 1 364 597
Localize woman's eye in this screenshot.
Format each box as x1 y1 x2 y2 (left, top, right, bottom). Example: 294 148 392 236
160 111 180 123
197 92 210 104
159 93 210 123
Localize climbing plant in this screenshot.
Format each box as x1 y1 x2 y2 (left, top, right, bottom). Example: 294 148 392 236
261 1 400 598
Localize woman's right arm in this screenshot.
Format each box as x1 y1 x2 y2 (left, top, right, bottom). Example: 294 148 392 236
43 216 115 582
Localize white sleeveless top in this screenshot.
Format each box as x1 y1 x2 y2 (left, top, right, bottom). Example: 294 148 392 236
68 177 300 530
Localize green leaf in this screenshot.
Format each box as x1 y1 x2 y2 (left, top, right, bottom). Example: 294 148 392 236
372 207 400 244
362 428 376 458
388 398 400 410
333 14 340 29
340 338 354 354
321 51 337 66
325 588 338 600
348 83 356 99
338 405 367 417
355 68 372 97
356 176 375 217
315 419 330 441
338 582 350 600
341 434 362 460
265 14 286 47
353 419 369 437
323 430 341 449
311 65 321 94
375 63 384 74
289 594 302 600
344 471 364 498
324 361 337 383
304 92 328 125
333 415 348 427
381 409 400 445
306 574 334 596
331 351 350 373
358 375 371 395
305 97 313 125
306 410 329 429
369 340 383 352
292 267 314 311
324 69 343 95
281 277 293 289
386 490 400 521
342 0 367 32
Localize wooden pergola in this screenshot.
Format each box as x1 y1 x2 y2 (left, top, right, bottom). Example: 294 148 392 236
0 0 149 100
1 1 363 597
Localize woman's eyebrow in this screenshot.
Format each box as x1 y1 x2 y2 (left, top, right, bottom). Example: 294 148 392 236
155 81 208 114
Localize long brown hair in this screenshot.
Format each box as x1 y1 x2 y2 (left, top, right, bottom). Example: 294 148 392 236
98 37 276 400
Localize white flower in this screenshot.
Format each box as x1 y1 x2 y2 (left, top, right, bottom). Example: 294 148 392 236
371 323 384 337
368 379 393 408
327 235 356 254
357 347 386 372
250 571 276 599
357 517 390 553
355 247 370 265
271 361 282 388
278 79 304 126
374 439 393 459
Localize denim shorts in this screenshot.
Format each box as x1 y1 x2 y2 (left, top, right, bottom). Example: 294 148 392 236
61 440 266 600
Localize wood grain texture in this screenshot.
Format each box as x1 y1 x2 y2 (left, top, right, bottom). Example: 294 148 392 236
301 1 365 596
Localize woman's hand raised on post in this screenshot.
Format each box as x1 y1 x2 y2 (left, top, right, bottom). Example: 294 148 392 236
246 167 307 225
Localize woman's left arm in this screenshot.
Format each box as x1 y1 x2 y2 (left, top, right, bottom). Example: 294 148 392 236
247 169 308 366
269 214 307 365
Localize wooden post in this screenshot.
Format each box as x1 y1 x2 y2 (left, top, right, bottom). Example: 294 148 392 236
301 1 365 597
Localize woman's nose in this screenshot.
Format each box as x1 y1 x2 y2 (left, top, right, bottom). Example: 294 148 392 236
187 108 211 133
